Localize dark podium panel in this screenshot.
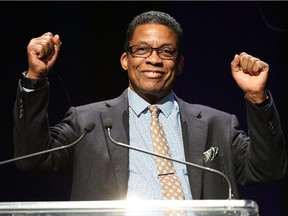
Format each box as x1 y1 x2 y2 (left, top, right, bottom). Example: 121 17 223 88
0 200 258 215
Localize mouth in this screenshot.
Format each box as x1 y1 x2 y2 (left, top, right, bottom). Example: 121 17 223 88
142 70 164 79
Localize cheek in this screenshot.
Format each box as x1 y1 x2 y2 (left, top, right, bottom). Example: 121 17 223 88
165 73 177 87
127 65 141 85
166 64 179 80
127 59 143 78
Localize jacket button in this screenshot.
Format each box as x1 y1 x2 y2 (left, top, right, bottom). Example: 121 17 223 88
267 120 275 135
19 109 23 119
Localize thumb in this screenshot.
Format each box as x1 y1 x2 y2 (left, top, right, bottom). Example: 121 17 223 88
53 34 62 53
230 54 240 73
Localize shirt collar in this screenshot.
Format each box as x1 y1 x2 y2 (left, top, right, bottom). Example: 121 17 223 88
128 87 175 118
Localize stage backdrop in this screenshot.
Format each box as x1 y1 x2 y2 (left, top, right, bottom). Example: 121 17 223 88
1 2 287 216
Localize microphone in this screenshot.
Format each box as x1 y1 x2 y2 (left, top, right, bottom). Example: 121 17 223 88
103 118 233 199
0 123 95 166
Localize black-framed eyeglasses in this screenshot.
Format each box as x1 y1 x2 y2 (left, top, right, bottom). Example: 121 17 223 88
127 45 178 60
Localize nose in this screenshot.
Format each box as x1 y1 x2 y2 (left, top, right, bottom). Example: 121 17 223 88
145 50 163 64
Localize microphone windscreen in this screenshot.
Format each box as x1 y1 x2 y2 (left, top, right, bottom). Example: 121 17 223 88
103 118 113 129
85 123 95 132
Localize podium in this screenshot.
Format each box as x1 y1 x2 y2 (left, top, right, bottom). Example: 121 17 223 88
0 199 258 215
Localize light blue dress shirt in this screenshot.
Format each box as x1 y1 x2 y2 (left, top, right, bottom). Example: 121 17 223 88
126 88 192 200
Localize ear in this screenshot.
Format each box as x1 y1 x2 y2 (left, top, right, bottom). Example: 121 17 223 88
120 52 128 70
176 55 184 76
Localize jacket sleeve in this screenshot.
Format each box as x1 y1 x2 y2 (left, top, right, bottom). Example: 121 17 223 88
13 79 75 172
234 90 287 184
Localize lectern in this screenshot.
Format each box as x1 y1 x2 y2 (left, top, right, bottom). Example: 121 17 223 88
0 199 258 215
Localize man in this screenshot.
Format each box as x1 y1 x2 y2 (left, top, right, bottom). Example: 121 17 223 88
13 11 286 200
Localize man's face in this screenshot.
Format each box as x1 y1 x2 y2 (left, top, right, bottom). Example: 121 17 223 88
120 24 184 104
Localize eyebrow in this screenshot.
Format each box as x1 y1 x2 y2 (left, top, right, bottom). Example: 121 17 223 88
133 41 176 48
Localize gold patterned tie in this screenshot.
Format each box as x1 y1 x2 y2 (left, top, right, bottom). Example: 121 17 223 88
149 105 185 200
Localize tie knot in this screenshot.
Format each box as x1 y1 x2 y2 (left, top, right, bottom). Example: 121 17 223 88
148 105 160 118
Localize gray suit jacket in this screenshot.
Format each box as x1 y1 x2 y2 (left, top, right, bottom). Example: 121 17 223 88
14 82 287 200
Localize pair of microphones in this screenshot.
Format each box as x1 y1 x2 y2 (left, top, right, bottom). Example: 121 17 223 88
1 119 233 199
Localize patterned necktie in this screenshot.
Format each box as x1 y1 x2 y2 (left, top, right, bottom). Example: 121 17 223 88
149 105 185 200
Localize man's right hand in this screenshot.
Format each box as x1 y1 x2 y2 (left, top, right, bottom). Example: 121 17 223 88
26 32 62 79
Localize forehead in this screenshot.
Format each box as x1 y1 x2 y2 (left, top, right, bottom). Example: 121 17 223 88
131 24 177 46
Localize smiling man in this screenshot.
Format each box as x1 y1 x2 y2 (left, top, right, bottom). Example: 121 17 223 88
13 11 286 201
120 23 184 104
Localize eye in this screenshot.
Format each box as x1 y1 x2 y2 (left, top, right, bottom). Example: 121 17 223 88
160 47 176 56
134 46 150 55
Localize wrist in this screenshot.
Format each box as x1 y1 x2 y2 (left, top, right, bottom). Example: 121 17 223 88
245 90 270 108
244 90 267 104
254 94 270 108
21 71 48 89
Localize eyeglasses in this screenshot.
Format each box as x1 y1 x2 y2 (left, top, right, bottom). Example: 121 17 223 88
127 45 178 60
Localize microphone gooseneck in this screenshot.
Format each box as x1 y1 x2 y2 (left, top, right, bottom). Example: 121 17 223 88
104 120 233 199
0 123 95 166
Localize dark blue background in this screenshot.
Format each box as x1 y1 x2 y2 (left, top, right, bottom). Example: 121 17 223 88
1 2 287 215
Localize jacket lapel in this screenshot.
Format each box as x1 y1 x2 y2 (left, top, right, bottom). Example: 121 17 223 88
100 90 130 199
177 97 208 199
